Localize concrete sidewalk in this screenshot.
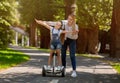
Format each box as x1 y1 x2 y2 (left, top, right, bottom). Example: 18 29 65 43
0 45 120 83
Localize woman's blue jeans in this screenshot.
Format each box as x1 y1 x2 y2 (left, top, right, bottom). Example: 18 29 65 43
61 38 76 70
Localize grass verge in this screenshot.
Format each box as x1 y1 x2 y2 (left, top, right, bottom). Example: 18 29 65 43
0 48 30 70
25 46 50 53
106 61 120 74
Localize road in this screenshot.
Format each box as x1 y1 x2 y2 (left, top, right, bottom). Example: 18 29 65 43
0 46 120 83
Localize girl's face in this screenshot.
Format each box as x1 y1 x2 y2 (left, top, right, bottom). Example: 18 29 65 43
55 22 62 29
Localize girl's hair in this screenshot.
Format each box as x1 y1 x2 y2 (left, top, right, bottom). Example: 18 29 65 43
60 21 63 27
57 21 62 30
56 21 63 30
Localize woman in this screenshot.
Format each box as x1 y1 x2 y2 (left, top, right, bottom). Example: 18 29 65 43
61 14 79 77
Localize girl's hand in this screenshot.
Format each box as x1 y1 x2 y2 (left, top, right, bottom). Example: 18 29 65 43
34 18 50 30
35 19 45 25
35 18 37 22
35 19 41 23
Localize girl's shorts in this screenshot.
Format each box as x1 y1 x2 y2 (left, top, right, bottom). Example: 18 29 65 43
50 42 62 50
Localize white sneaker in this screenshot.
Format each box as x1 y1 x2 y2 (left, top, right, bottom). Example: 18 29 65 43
57 66 61 71
47 65 52 70
71 71 77 77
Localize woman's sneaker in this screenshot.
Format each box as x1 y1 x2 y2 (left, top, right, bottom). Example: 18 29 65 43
71 70 77 77
56 66 61 71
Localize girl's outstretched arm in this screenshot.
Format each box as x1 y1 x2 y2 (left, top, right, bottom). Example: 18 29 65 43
35 19 50 30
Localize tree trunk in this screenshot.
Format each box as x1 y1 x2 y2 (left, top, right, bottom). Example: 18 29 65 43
76 28 87 53
29 21 37 46
99 31 110 53
110 0 120 58
64 0 77 18
76 27 99 54
39 27 50 48
87 27 99 54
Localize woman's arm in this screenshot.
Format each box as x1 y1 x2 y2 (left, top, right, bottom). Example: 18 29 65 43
61 30 75 34
61 29 79 35
72 24 79 35
73 30 79 34
35 19 51 30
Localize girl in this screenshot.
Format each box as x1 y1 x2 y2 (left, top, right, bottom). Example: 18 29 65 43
35 19 74 70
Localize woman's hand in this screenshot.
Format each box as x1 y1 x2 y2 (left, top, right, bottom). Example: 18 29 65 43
72 30 79 35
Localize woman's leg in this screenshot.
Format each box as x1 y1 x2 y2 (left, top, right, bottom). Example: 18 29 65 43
61 40 68 68
69 40 76 70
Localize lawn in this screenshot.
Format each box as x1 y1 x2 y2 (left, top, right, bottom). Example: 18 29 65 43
0 48 30 70
108 62 120 74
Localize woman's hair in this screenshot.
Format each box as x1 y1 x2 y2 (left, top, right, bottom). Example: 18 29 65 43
69 14 76 19
69 14 76 30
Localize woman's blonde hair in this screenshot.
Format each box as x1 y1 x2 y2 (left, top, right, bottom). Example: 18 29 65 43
69 14 76 30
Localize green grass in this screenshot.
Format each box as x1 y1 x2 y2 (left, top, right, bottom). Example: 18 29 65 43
113 64 120 73
76 54 103 59
108 62 120 74
38 48 50 53
25 46 50 53
0 48 30 70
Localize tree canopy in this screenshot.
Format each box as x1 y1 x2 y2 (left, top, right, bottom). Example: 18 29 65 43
0 0 114 53
77 0 113 31
0 0 18 49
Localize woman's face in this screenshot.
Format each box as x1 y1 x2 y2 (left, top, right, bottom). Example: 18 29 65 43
67 16 75 25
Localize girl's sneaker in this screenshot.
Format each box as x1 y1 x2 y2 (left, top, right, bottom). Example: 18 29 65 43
47 65 52 71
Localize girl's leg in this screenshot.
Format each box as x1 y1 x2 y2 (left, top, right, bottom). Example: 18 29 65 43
56 49 61 66
48 50 54 65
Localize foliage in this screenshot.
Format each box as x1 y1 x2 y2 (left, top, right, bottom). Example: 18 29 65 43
52 0 65 20
18 0 65 48
77 0 113 31
17 0 114 50
111 62 120 74
0 0 19 49
18 0 65 25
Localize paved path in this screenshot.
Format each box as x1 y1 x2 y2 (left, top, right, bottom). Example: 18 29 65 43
0 46 120 83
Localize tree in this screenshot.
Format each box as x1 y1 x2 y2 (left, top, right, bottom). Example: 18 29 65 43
18 0 65 48
76 0 113 54
64 0 77 18
0 0 18 49
110 0 120 58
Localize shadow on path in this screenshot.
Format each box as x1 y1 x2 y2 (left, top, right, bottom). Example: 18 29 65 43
0 45 120 83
